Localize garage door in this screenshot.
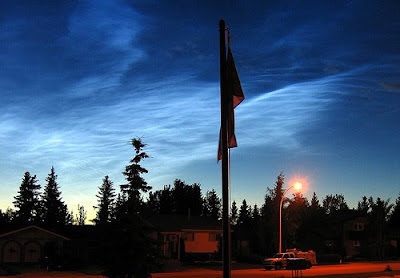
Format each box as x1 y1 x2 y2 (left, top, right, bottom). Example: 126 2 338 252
2 241 21 263
24 241 41 263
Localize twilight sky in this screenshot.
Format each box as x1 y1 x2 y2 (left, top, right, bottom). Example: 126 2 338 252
1 0 399 220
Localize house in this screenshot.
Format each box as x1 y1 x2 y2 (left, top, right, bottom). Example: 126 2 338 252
0 225 69 264
147 214 222 261
386 227 400 257
342 216 368 258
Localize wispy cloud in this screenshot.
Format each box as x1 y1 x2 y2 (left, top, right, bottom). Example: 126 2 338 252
1 0 399 216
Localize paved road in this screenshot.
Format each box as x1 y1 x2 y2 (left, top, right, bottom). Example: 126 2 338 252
152 261 400 278
7 261 400 277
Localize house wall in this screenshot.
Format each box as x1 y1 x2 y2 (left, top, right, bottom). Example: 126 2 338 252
343 218 367 258
0 228 65 264
184 232 219 254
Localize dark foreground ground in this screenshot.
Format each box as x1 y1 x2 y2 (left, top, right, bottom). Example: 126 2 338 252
1 261 399 278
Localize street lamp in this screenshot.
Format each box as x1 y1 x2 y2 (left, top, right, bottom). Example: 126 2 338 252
279 181 302 253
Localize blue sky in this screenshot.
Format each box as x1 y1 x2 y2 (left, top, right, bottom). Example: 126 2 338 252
1 0 399 220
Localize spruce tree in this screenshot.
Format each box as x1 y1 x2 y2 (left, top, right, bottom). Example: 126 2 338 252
13 171 41 224
41 167 68 226
121 138 151 214
203 189 221 220
230 200 238 225
238 199 251 226
94 175 116 224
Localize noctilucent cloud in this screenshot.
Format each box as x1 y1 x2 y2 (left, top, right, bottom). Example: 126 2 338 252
1 1 399 220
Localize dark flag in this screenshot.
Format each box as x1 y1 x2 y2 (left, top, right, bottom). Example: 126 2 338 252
218 46 245 161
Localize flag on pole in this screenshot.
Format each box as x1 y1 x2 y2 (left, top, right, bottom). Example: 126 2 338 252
218 46 245 161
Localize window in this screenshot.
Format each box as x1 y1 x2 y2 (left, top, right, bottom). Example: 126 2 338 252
353 222 364 231
353 240 360 247
185 232 194 241
209 232 220 242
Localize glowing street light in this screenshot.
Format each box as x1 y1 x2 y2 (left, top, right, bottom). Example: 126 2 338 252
279 181 302 253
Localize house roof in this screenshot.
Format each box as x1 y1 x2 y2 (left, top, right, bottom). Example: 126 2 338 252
0 225 69 240
147 214 221 232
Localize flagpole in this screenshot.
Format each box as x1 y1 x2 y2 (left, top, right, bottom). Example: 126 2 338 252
219 19 231 278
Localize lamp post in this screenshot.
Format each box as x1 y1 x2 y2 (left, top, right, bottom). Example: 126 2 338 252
279 181 302 253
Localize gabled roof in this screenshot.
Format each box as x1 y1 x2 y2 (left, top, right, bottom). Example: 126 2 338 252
147 214 221 232
0 225 69 240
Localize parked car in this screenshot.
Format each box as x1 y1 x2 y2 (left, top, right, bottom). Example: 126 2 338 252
263 249 316 270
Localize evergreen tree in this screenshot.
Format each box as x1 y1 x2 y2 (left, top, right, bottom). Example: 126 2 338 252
238 199 251 226
310 192 320 211
357 196 370 215
389 193 400 228
263 172 285 253
286 192 308 248
230 200 238 225
203 189 221 220
249 204 262 254
94 175 116 224
13 171 41 224
121 138 151 214
41 167 68 226
298 192 325 252
189 183 203 216
114 193 126 220
368 197 393 259
252 204 260 223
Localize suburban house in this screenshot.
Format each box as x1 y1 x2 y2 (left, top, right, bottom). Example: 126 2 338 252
0 225 69 264
342 216 368 258
147 214 222 261
387 227 400 257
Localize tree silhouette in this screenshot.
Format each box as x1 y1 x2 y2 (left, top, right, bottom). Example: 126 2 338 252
310 192 320 211
41 167 68 226
0 208 14 225
172 179 203 216
203 189 221 220
297 192 325 253
368 197 393 259
238 199 251 226
121 138 151 215
75 204 87 225
322 194 349 215
13 171 41 224
230 200 238 225
145 191 161 215
261 172 285 253
389 193 400 228
357 195 370 215
94 175 116 225
159 185 174 214
286 192 308 248
145 185 175 215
